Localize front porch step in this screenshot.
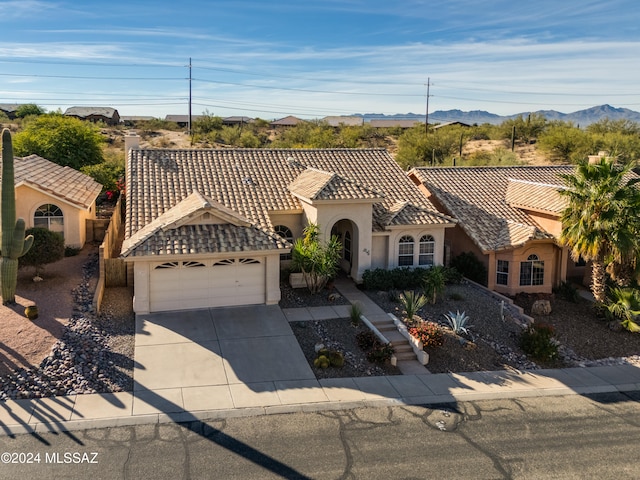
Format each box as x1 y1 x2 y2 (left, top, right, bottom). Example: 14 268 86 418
394 351 418 362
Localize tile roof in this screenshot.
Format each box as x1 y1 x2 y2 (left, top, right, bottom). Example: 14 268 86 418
505 179 568 214
321 116 364 127
121 191 288 257
270 115 306 127
125 148 454 254
64 107 119 118
288 168 383 202
410 165 578 252
13 154 102 209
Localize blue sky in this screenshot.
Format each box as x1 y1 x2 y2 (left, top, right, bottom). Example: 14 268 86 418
0 0 638 119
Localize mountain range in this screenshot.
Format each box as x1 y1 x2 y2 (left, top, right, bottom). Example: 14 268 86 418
356 104 640 126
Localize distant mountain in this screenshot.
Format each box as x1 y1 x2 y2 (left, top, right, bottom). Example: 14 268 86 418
356 105 640 126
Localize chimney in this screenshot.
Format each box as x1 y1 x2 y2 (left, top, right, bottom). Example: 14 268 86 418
124 131 140 155
588 150 611 165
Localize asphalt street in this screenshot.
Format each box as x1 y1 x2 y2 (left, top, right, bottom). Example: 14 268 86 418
1 392 639 480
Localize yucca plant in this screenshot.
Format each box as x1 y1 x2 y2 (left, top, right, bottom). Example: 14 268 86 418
443 310 473 336
606 287 640 333
399 290 427 323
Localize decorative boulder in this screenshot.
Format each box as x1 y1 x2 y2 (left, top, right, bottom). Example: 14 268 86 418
531 299 552 316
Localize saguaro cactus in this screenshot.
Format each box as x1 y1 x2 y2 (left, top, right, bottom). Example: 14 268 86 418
1 128 33 304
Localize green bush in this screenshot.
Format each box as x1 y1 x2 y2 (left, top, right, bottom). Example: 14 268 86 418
553 281 579 303
423 265 447 304
18 228 65 276
450 252 488 285
520 323 559 361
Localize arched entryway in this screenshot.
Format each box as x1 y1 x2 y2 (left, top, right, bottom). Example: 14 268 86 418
330 219 359 279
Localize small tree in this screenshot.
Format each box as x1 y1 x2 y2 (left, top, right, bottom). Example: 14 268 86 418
18 228 65 277
13 114 104 169
291 223 341 294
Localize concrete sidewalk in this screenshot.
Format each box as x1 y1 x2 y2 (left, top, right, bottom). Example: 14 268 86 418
1 363 640 437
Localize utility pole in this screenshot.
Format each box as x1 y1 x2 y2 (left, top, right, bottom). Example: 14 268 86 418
188 57 192 136
424 77 431 136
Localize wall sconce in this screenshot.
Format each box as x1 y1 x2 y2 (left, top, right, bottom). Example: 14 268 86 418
362 248 370 256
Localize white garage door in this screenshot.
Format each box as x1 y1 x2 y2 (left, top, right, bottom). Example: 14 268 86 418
149 258 265 312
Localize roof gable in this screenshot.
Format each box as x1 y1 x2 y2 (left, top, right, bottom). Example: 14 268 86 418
410 165 577 251
288 168 383 202
121 191 286 257
13 155 102 210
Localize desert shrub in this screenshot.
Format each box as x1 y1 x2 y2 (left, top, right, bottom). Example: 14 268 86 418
356 330 394 363
423 265 447 304
520 323 559 361
450 251 488 285
408 321 443 349
18 228 65 276
553 281 579 303
64 246 81 257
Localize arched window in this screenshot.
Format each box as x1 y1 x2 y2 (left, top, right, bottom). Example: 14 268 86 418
274 225 293 260
418 235 435 266
398 235 414 266
520 254 544 286
34 204 64 234
343 231 352 262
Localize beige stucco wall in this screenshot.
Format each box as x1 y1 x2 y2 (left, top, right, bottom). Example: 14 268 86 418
16 184 95 247
526 211 563 237
492 241 559 295
386 227 447 269
370 234 388 269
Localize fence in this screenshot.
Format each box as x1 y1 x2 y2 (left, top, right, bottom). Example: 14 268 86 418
92 195 127 312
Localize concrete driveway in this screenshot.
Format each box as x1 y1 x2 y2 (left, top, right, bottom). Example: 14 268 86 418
133 305 321 414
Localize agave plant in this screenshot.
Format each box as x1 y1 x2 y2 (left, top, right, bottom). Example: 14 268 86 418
399 290 427 323
443 310 473 336
606 287 640 333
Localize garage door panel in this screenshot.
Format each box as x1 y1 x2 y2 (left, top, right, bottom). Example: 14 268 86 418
149 258 266 312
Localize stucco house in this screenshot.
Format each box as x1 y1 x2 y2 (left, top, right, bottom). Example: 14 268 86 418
12 154 102 248
409 165 591 296
121 133 456 313
64 107 121 126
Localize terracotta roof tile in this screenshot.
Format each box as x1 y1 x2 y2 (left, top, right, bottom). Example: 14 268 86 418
505 179 567 214
126 149 454 250
410 165 577 252
288 168 382 201
13 154 102 209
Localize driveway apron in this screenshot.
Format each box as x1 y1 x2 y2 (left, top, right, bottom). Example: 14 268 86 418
133 305 316 393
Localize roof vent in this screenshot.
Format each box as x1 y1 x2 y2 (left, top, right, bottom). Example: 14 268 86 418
243 176 255 186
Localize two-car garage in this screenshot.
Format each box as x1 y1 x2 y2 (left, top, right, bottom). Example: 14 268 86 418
146 257 267 313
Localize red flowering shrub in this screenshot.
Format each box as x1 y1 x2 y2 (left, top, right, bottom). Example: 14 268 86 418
408 321 443 349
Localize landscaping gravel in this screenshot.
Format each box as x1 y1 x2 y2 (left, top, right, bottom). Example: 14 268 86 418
0 255 134 401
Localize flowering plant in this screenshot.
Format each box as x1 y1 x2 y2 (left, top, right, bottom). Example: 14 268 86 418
408 321 443 349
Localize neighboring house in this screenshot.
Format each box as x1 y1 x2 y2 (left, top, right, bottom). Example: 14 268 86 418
164 115 204 127
270 116 307 128
64 107 120 126
11 154 102 248
121 133 455 313
120 115 155 126
369 119 424 129
409 165 594 296
222 116 255 127
0 104 21 119
321 116 364 127
431 121 471 129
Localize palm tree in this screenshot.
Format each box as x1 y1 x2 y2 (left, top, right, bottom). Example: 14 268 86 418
559 159 640 303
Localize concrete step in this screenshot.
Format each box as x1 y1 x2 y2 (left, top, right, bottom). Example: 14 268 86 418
394 351 417 361
393 344 413 353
